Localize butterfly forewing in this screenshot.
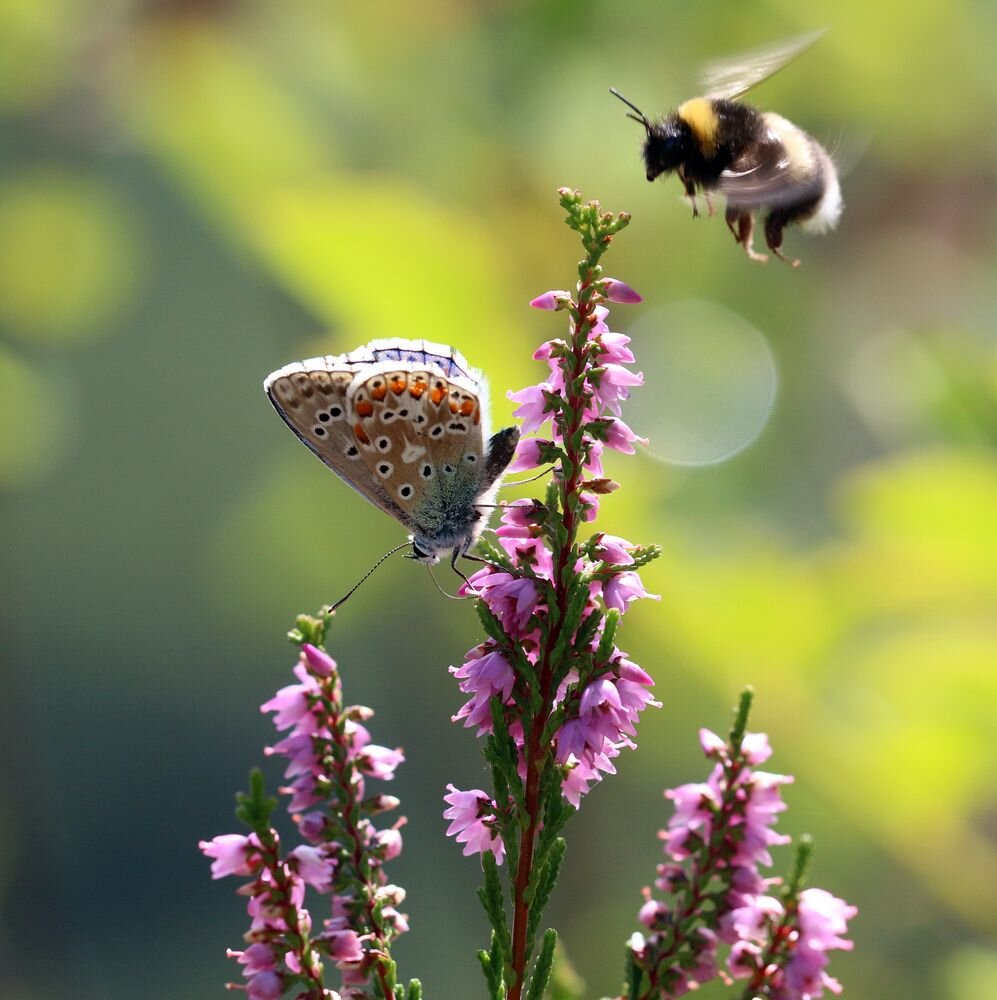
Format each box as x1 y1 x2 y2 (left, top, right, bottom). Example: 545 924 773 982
264 357 417 528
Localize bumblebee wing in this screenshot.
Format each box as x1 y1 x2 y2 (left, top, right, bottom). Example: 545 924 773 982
701 29 825 101
717 136 820 209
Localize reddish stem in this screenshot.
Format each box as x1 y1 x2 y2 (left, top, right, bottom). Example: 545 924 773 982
507 279 598 1000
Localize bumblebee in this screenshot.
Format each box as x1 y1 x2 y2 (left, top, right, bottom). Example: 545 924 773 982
611 30 842 266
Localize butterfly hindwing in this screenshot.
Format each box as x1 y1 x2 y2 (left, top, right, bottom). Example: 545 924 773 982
348 363 489 524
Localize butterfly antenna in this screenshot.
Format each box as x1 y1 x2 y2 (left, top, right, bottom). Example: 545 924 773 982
427 563 473 602
327 540 410 612
610 87 652 129
499 465 556 489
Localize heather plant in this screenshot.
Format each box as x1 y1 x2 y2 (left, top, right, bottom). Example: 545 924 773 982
201 189 855 1000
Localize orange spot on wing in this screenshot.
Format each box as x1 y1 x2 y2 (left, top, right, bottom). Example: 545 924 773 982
355 400 375 418
409 381 426 398
459 399 475 416
371 384 388 401
390 374 407 395
354 423 370 444
430 385 447 405
473 407 481 424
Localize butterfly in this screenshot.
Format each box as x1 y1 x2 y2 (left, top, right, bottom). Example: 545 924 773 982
264 339 520 569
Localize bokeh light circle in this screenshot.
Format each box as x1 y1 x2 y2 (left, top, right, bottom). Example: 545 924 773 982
625 300 778 466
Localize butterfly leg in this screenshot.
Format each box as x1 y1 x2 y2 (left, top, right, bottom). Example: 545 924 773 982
450 547 480 594
704 191 716 217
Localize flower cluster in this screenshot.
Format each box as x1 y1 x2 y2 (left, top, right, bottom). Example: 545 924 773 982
446 192 661 867
443 191 663 1000
626 691 855 1000
200 626 414 1000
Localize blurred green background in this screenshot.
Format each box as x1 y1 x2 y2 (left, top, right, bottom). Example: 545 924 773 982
2 1 995 997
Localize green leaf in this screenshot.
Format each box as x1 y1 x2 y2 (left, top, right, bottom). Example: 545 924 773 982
234 768 277 833
527 839 566 953
729 686 755 750
624 945 644 1000
478 852 512 960
525 929 558 1000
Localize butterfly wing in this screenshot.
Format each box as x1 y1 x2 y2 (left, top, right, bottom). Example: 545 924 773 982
264 356 419 530
701 29 825 101
347 358 491 531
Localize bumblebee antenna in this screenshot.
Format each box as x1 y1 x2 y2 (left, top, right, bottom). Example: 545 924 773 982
610 87 652 130
327 541 410 612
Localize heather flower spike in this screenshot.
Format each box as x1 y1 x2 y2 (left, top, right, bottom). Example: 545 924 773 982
622 689 856 1000
449 188 661 1000
205 189 856 1000
199 614 421 1000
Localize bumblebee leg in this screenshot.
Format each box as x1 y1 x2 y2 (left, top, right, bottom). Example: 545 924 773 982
682 177 699 218
764 210 801 268
734 211 769 263
725 205 741 240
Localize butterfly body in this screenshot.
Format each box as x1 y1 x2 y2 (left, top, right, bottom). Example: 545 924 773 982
265 339 519 564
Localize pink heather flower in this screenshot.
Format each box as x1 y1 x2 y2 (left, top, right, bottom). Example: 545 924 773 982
592 362 644 415
261 672 322 733
469 570 540 633
508 383 555 434
603 415 645 453
728 939 763 978
247 970 284 1000
451 646 516 732
443 784 505 863
561 746 620 807
356 744 404 781
602 278 643 303
530 289 571 310
200 834 259 879
638 898 668 929
597 330 635 365
289 845 335 893
301 643 335 677
506 437 551 473
699 728 726 758
232 943 278 975
742 731 773 765
324 928 365 964
728 894 785 943
593 533 635 565
494 499 545 539
375 828 403 861
603 570 659 613
782 888 856 998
